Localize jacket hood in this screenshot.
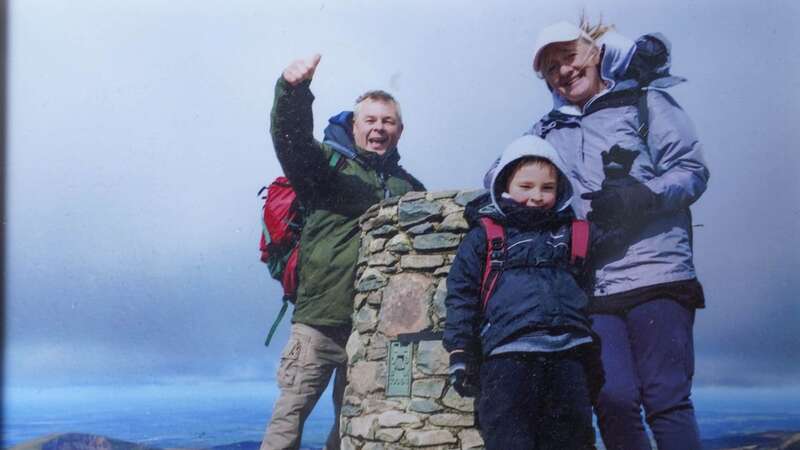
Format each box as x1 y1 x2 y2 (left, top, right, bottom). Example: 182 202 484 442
489 135 574 216
550 31 685 115
323 111 401 169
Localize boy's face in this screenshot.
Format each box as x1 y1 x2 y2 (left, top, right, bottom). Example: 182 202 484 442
506 161 558 209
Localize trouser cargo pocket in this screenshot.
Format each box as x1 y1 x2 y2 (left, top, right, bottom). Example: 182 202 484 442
277 335 306 388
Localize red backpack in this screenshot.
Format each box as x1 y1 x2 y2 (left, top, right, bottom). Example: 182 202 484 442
258 145 356 345
259 177 302 297
258 176 303 345
478 217 590 311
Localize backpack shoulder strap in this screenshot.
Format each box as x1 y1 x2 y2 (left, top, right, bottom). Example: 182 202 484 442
637 89 649 139
531 111 578 139
328 151 343 169
264 299 289 347
478 217 506 312
582 88 649 139
324 139 365 168
570 219 590 266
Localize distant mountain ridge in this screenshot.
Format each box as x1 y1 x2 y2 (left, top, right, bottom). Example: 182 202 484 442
10 431 800 450
701 430 800 450
7 434 314 450
9 433 159 450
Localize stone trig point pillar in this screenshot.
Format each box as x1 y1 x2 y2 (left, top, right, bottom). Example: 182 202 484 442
340 189 486 450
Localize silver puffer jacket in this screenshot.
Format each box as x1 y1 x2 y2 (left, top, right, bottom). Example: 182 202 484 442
490 31 710 297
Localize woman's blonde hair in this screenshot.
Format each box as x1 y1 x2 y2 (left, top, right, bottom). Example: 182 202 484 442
578 13 614 42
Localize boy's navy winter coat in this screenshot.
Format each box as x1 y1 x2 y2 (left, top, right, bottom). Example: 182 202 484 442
443 197 594 357
443 136 595 358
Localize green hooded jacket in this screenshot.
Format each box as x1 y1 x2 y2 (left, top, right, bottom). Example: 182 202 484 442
271 77 425 327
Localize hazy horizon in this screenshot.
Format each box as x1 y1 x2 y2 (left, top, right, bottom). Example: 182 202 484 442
5 382 800 448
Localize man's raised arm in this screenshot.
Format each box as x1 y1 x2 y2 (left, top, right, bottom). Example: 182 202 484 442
270 54 331 196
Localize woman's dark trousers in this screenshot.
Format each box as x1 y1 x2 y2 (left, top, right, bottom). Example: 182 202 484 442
591 298 701 450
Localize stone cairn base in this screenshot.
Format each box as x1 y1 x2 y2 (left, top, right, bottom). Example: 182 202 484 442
341 189 486 450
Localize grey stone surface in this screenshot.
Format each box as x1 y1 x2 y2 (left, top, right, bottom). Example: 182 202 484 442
363 202 382 217
440 200 464 218
398 201 442 228
416 340 449 375
357 249 369 267
368 252 400 267
454 189 487 206
427 190 460 200
349 414 379 439
377 410 424 428
408 398 443 413
377 273 433 337
438 213 469 232
363 214 394 232
385 233 412 253
429 413 474 427
357 268 388 292
432 279 447 320
401 191 428 202
354 307 378 333
341 402 364 417
347 332 366 364
442 386 475 412
362 443 385 450
367 290 383 306
344 395 362 407
369 238 387 253
360 398 406 415
434 265 453 276
400 255 445 270
371 224 399 238
340 436 358 450
375 428 404 443
413 233 461 251
349 361 387 396
411 378 445 398
459 429 485 449
381 196 400 207
404 429 457 447
366 333 388 361
406 222 435 235
354 293 369 310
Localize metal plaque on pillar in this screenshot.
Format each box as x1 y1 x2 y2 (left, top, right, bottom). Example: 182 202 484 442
386 341 413 397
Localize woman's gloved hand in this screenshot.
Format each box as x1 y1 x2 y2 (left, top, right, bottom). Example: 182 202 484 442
581 145 656 228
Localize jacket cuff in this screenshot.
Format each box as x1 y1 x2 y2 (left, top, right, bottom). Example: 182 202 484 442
448 362 466 375
449 350 473 368
276 76 314 102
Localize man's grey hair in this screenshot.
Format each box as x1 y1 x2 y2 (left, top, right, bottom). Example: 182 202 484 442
353 90 403 125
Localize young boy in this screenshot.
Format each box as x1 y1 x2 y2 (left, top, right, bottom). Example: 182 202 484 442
444 135 602 450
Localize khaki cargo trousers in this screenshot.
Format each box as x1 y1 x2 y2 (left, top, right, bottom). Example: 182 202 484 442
260 323 349 450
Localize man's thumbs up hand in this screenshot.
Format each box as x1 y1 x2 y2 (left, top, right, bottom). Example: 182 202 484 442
282 54 322 86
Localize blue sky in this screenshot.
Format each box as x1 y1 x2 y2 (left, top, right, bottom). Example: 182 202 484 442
5 0 800 397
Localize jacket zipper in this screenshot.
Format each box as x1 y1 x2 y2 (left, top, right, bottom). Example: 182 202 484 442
377 171 390 199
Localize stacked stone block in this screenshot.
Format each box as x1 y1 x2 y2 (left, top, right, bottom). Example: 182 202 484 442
341 189 486 450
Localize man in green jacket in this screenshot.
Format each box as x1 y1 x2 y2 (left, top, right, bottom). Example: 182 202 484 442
261 54 425 450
